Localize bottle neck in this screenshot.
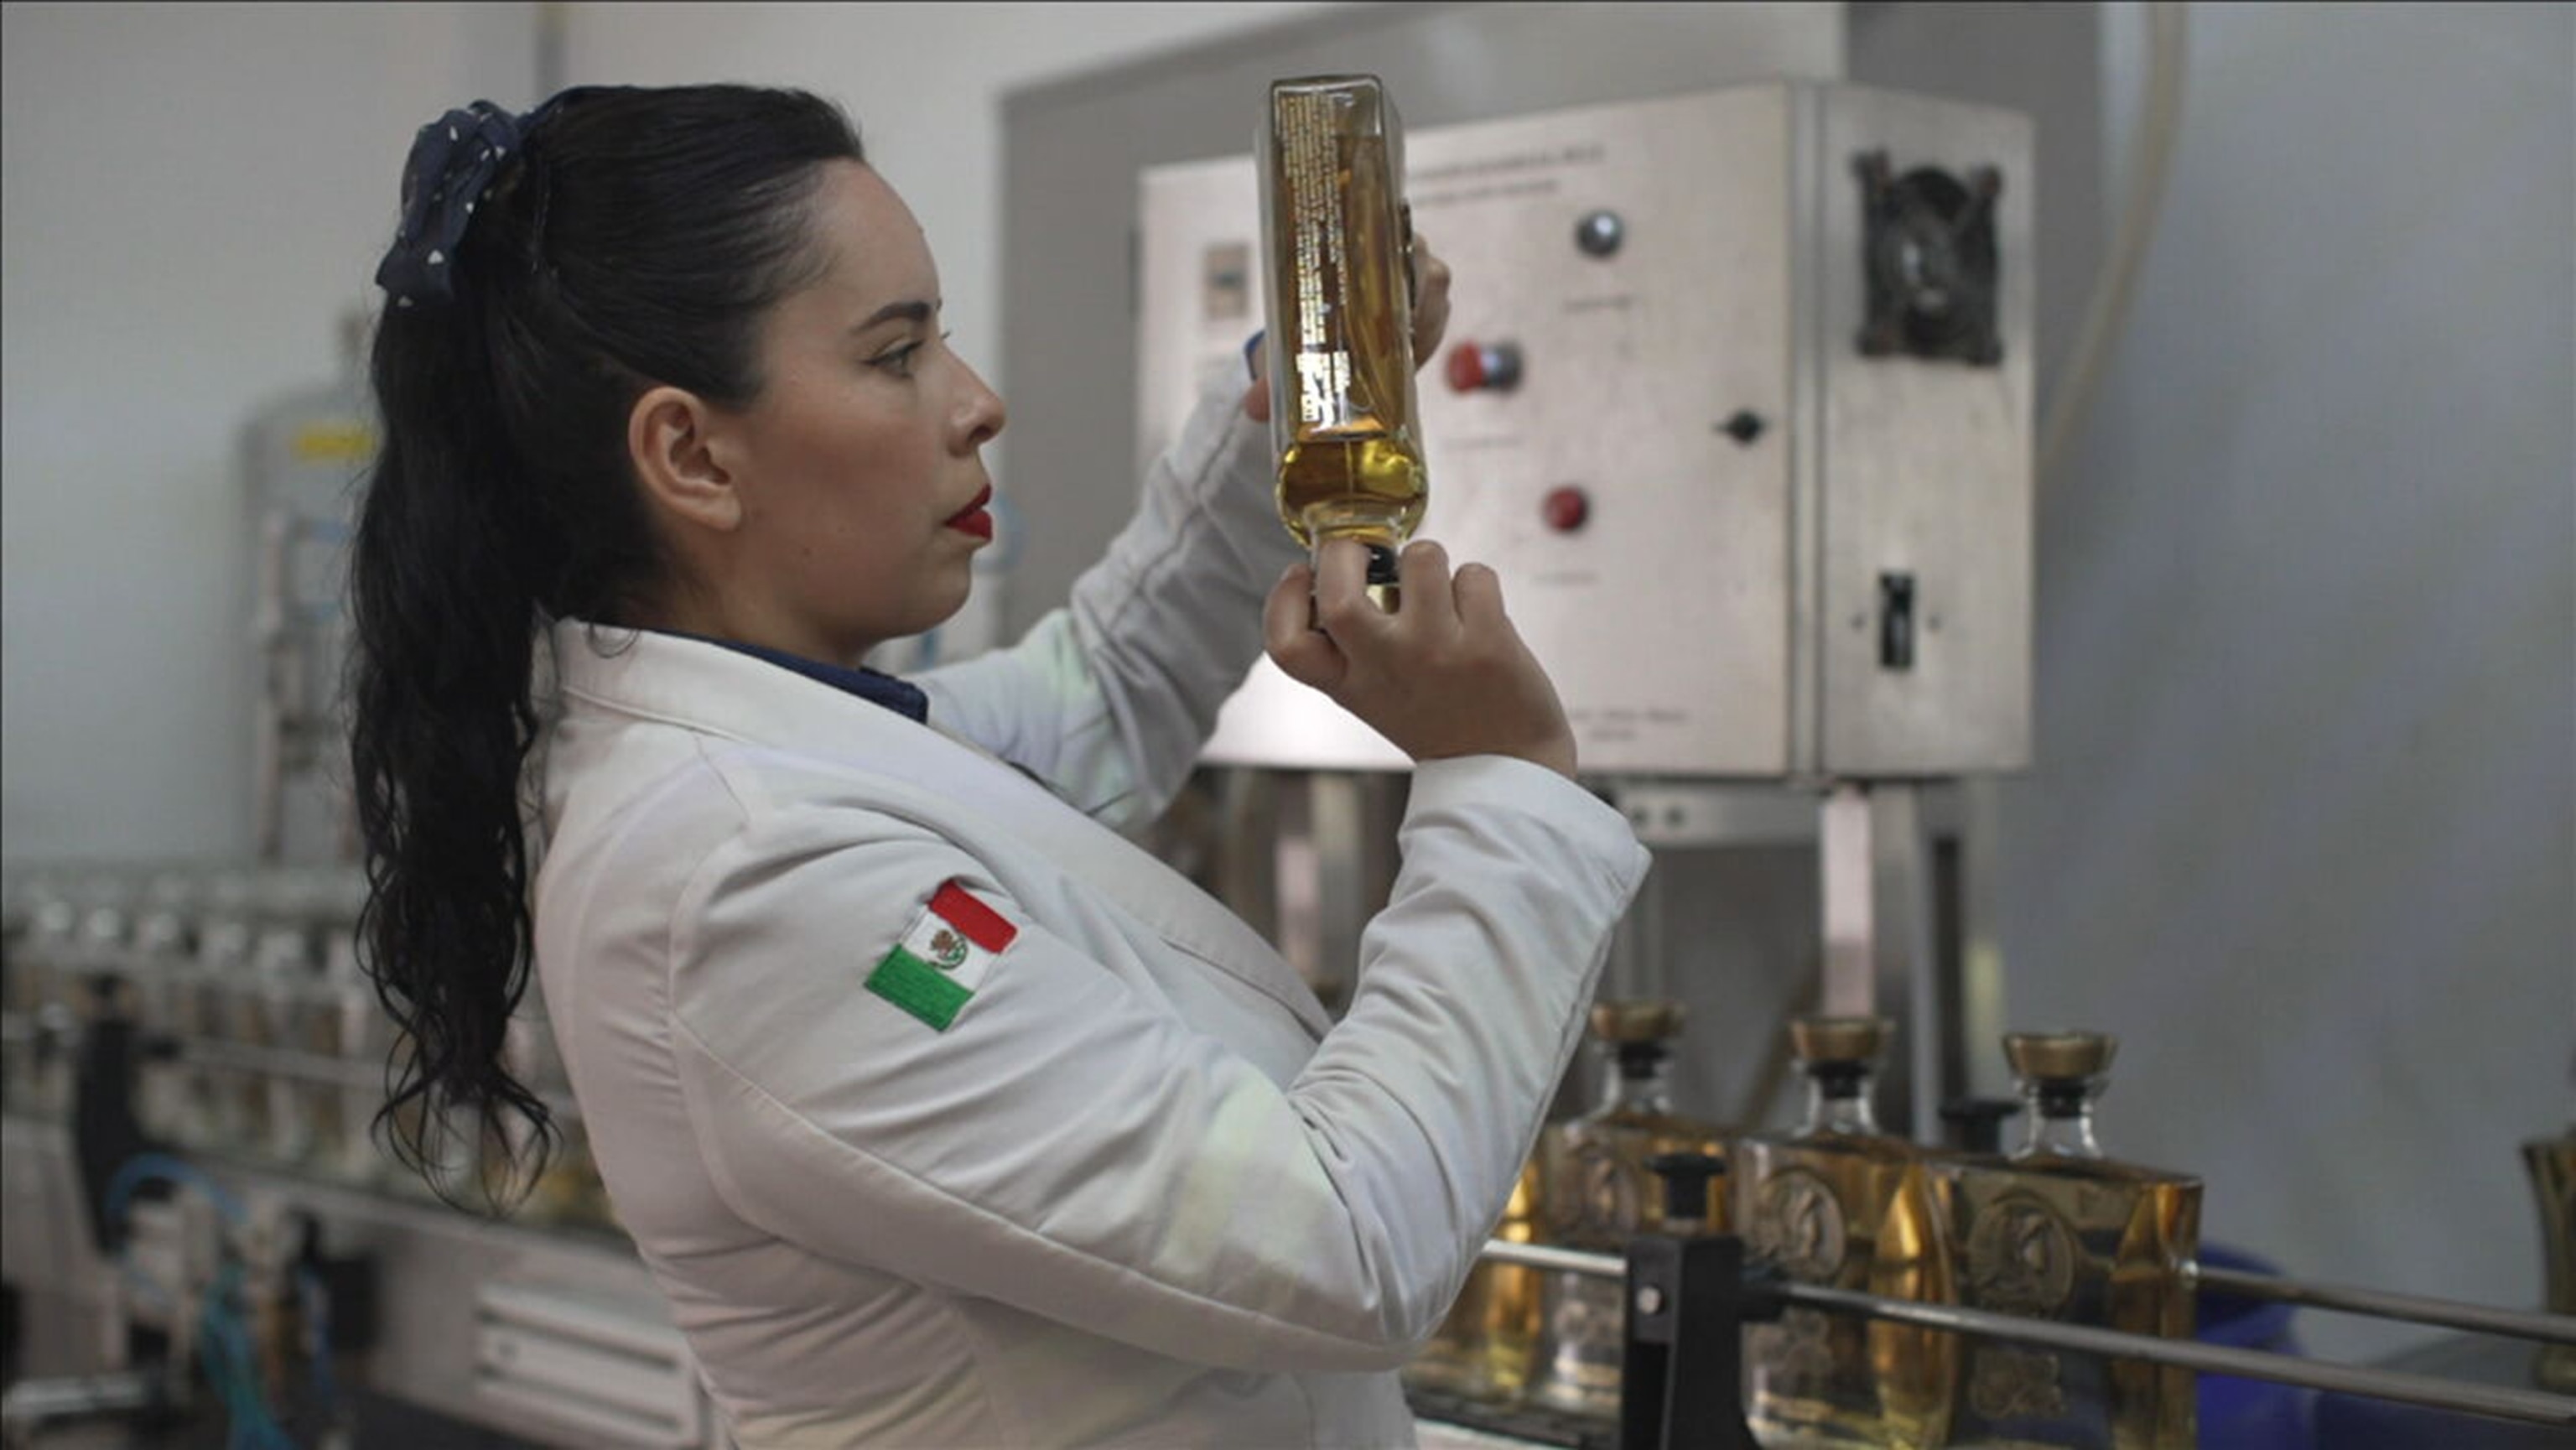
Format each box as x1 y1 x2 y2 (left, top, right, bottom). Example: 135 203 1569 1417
2014 1079 2106 1159
1599 1043 1675 1115
1799 1063 1878 1136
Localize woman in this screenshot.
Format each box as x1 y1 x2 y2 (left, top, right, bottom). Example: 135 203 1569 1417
351 84 1648 1448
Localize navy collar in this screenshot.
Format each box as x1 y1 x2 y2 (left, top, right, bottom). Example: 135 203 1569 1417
647 628 929 725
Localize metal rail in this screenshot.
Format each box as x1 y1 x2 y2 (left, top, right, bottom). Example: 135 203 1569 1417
1473 1239 2576 1429
182 1038 379 1089
1783 1282 2576 1430
1478 1240 1625 1278
2192 1263 2576 1346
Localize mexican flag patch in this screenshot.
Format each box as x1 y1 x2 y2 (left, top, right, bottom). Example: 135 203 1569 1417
865 880 1018 1032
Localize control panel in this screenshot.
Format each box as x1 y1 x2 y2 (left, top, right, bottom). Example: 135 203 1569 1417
1136 82 2033 777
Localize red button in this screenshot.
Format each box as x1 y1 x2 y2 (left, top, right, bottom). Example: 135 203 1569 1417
1542 486 1589 533
1444 340 1523 392
1445 342 1488 392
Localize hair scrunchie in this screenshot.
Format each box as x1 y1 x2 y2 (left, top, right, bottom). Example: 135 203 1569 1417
374 100 538 308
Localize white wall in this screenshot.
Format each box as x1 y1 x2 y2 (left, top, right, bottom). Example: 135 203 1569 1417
0 1 1340 865
1 1 538 864
1997 1 2574 1360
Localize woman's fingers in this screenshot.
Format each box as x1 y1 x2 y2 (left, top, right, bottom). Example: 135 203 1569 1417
1410 232 1452 361
1452 560 1506 633
1311 538 1394 651
1263 563 1345 689
1394 538 1460 643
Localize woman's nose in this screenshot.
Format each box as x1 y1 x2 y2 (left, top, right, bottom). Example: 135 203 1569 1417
957 360 1005 450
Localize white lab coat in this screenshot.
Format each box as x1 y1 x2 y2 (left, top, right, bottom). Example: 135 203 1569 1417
529 377 1652 1448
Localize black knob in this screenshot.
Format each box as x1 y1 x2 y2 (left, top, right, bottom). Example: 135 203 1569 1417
1647 1151 1726 1225
1721 410 1766 446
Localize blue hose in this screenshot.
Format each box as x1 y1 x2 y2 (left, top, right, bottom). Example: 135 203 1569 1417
106 1156 298 1448
104 1151 249 1233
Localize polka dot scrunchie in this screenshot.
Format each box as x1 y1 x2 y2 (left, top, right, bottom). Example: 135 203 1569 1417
373 99 542 309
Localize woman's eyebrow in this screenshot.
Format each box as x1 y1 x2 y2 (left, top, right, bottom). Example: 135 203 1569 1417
851 299 941 333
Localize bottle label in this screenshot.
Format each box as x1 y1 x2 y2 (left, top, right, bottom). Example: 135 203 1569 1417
1969 1345 2070 1420
1545 1140 1643 1240
1750 1168 1847 1281
292 422 377 463
1963 1191 2080 1427
1966 1191 2077 1316
1762 1307 1846 1402
1277 91 1355 429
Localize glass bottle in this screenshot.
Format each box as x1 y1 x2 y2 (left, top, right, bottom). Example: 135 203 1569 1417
1259 74 1425 608
1736 1016 1955 1448
1405 1157 1543 1403
1934 1032 2199 1449
1526 1001 1730 1421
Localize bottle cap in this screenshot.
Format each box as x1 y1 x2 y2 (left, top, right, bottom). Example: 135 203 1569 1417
1940 1096 2024 1153
1365 542 1400 586
1590 1000 1685 1044
1646 1151 1725 1228
1789 1015 1891 1065
2003 1030 2118 1083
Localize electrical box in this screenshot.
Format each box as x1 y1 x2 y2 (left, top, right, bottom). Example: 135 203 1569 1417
1137 81 2033 777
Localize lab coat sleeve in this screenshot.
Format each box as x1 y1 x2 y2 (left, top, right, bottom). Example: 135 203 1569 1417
914 374 1297 834
665 753 1649 1373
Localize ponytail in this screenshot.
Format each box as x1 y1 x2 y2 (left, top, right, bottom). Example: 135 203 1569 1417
348 86 865 1208
350 289 553 1204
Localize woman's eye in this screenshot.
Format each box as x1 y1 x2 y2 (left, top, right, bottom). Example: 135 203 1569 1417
874 331 953 378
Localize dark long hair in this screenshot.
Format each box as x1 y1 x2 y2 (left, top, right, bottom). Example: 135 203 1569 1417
348 86 865 1208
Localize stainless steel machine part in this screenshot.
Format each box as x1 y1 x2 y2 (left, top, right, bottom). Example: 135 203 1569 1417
1819 782 1950 1138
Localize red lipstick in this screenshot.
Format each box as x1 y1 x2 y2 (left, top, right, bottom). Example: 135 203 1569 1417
945 485 995 540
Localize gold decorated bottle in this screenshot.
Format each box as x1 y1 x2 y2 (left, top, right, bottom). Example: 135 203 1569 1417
1933 1032 2199 1449
1736 1016 1955 1448
1259 75 1425 604
1526 1001 1730 1421
1405 1158 1544 1403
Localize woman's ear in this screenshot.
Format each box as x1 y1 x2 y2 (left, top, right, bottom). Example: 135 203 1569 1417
628 385 741 533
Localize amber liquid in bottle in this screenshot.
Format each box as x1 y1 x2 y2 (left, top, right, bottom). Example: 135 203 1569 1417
1259 76 1426 587
1407 1159 1545 1402
1737 1021 1955 1448
1528 1008 1729 1421
1933 1037 2199 1450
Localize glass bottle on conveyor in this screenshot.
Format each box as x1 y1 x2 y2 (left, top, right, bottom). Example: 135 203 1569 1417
1524 1000 1729 1422
1735 1015 1955 1448
1931 1032 2200 1449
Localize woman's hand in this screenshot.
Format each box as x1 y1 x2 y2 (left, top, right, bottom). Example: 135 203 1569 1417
1264 538 1577 780
1242 233 1454 424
